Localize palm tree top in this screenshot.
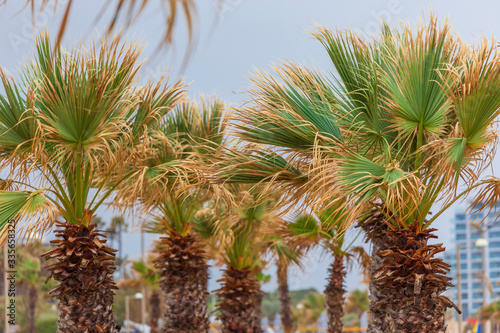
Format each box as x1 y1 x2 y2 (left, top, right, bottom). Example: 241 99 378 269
0 33 184 244
218 13 500 231
116 98 228 237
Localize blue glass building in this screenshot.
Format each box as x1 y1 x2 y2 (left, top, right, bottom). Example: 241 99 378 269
447 208 500 319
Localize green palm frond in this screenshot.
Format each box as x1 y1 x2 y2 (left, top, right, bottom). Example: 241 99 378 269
128 75 186 145
155 98 226 159
0 190 57 245
237 64 343 151
193 208 217 240
289 214 320 240
227 13 500 231
197 184 279 271
33 35 142 164
0 72 38 165
0 33 185 237
450 38 500 148
266 234 301 267
219 148 306 184
115 97 228 234
313 25 397 152
379 18 458 140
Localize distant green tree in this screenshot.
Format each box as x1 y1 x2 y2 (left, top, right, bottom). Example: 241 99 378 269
17 244 56 333
293 292 326 331
344 289 369 326
110 216 128 277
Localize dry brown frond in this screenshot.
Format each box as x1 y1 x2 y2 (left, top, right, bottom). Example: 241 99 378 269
16 0 199 61
467 177 500 223
3 191 58 247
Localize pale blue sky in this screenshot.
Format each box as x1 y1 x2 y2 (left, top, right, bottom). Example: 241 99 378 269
1 0 499 292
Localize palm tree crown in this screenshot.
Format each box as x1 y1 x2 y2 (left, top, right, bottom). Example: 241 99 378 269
219 15 500 229
0 33 184 240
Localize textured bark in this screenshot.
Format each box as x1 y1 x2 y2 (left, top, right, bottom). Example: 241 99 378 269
372 226 458 333
149 290 161 333
154 233 209 333
325 256 346 333
216 266 263 333
42 221 120 333
253 292 264 333
277 264 294 333
357 207 392 333
27 285 37 333
118 223 123 278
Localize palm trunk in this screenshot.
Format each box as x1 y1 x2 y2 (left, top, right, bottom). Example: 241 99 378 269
118 223 123 278
357 207 392 333
277 263 294 333
216 265 263 332
42 221 120 333
253 292 264 333
154 232 209 332
118 221 125 279
27 285 37 333
149 290 161 333
373 226 458 332
325 255 346 333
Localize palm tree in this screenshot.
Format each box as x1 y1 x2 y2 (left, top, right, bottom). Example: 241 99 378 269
196 185 278 332
17 247 56 333
18 255 40 333
268 226 304 333
344 289 369 326
119 258 162 333
277 260 294 333
110 216 128 277
254 271 272 333
216 14 500 332
289 205 369 333
115 98 227 332
0 34 184 332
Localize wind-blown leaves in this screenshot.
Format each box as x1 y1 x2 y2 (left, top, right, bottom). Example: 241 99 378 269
0 33 185 243
116 97 229 236
379 17 459 138
0 190 57 245
289 214 320 240
450 37 500 148
14 0 199 58
0 73 38 165
219 149 305 184
222 13 500 231
237 64 343 151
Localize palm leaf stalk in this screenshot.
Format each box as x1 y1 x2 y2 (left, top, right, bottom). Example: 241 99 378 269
216 14 500 333
115 98 227 332
0 34 184 332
